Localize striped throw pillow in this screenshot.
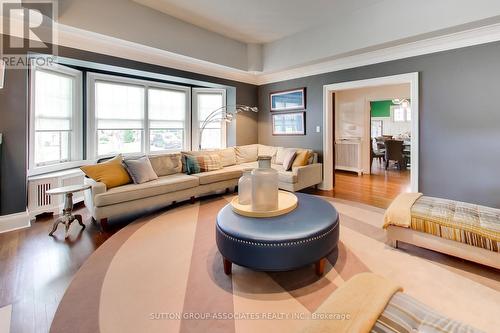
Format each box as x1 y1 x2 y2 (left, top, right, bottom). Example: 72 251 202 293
184 154 223 175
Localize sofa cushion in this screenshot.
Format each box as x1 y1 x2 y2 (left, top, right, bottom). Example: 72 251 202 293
258 145 278 162
235 144 259 163
94 173 199 207
148 153 182 176
193 165 244 185
217 147 237 167
239 161 258 169
271 164 298 184
81 154 131 189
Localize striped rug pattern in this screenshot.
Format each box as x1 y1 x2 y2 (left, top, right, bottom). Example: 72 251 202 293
50 195 500 333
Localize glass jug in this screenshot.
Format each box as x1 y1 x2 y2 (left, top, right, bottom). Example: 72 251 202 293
251 156 279 211
238 168 253 205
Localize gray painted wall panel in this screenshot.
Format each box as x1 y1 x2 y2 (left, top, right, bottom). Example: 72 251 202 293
0 67 28 215
259 41 500 207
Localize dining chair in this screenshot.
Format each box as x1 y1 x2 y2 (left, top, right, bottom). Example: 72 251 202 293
371 142 385 169
384 140 405 170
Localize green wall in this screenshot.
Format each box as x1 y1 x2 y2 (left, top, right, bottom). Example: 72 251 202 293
370 100 392 117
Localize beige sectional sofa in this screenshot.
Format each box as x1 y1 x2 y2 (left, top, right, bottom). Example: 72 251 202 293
84 144 323 222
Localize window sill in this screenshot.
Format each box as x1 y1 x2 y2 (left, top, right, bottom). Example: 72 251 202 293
28 167 85 181
28 160 91 178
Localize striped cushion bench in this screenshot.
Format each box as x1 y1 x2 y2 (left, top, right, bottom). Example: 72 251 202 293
372 292 484 333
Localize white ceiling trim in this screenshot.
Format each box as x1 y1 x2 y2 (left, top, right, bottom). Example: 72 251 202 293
256 22 500 85
4 20 500 86
56 24 259 84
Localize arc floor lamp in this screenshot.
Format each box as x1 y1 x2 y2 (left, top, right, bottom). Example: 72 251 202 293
198 104 258 150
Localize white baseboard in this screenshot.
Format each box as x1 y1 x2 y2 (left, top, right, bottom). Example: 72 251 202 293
0 211 31 234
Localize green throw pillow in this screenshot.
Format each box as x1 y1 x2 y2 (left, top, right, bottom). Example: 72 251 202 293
184 155 201 175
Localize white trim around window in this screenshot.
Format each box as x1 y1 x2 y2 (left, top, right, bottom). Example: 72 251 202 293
28 62 84 176
86 72 191 160
192 88 227 151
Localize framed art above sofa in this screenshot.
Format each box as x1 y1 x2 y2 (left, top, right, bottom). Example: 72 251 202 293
270 87 306 111
272 112 305 136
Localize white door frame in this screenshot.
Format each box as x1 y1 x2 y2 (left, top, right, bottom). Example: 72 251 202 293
321 72 419 192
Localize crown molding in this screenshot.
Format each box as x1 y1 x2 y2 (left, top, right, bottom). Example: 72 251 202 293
256 22 500 85
56 24 260 85
3 19 500 86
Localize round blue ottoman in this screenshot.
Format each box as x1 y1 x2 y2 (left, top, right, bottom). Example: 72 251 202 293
216 193 339 275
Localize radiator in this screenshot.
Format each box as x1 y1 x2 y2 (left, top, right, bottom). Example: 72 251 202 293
28 169 85 219
335 139 362 175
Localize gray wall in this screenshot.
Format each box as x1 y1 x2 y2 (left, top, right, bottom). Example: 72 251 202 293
0 44 258 216
259 41 500 208
0 67 28 215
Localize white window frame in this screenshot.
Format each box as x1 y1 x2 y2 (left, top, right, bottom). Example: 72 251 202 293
391 105 411 123
86 72 191 160
28 62 83 176
192 88 227 151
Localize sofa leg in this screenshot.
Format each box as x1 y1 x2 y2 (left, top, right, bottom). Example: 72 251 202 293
225 188 230 194
190 196 196 204
100 218 108 231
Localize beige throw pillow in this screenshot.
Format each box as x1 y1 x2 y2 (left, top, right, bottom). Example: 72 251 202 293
148 153 182 176
123 156 159 184
282 150 297 171
276 147 296 165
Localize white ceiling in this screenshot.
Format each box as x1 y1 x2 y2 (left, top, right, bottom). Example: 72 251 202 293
133 0 383 43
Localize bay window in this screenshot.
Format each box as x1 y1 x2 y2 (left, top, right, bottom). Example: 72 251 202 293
87 73 191 158
30 66 225 175
29 63 83 175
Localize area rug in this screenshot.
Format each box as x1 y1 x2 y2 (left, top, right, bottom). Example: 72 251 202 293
50 195 500 333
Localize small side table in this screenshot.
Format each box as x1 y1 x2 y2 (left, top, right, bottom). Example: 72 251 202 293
46 184 91 238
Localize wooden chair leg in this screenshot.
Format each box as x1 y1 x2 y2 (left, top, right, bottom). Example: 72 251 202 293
190 196 196 204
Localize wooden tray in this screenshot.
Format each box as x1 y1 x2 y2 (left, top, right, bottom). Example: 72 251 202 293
230 191 298 218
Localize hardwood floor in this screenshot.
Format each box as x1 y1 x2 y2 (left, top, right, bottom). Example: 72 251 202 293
304 161 411 208
0 205 119 333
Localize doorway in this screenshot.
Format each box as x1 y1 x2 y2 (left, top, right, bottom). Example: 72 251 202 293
321 73 419 194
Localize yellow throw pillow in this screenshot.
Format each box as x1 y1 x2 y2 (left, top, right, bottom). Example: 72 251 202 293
81 155 132 189
292 150 312 167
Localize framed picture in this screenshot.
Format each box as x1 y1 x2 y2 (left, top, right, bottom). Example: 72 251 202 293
270 87 306 111
272 112 305 136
